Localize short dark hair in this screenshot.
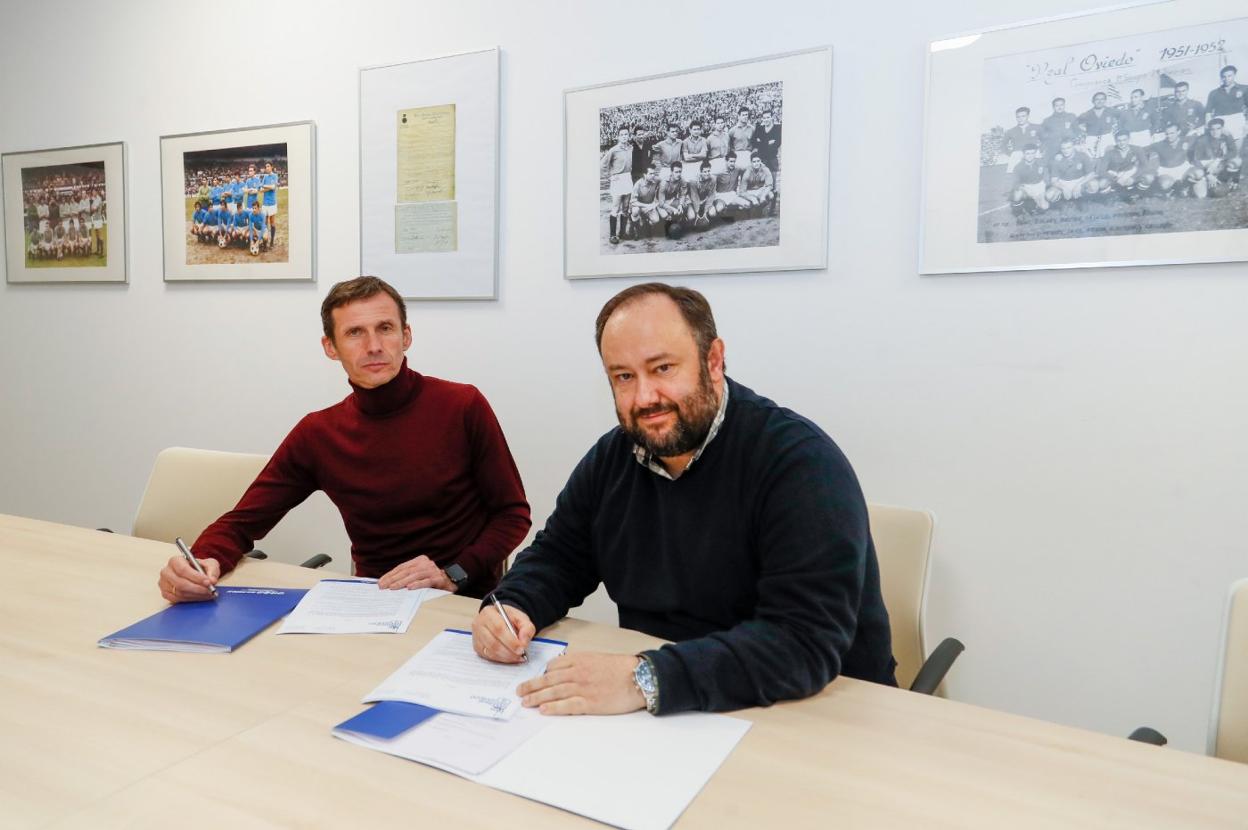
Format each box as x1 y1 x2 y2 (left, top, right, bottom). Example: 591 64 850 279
595 283 719 363
689 120 702 129
700 160 712 170
1016 106 1030 115
1052 97 1065 106
725 150 737 160
1176 81 1190 90
1223 65 1237 75
320 276 407 341
1210 117 1226 128
670 161 683 170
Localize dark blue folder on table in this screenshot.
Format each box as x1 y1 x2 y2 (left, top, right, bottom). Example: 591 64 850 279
98 586 308 653
334 701 441 740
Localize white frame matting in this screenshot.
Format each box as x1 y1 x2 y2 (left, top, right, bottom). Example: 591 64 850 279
920 0 1248 274
360 48 500 300
3 141 128 284
564 47 831 280
160 121 316 282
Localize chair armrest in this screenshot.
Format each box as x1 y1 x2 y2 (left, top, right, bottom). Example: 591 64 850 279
300 554 332 569
909 637 965 695
1127 726 1167 746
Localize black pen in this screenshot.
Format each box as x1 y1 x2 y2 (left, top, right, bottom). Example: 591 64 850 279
175 536 218 598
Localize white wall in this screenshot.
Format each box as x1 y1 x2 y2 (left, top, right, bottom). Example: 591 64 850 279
3 0 1245 752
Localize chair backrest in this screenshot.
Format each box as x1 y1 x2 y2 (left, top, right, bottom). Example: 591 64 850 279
868 503 935 691
132 447 269 544
1209 577 1248 763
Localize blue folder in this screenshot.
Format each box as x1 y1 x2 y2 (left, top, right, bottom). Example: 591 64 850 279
98 586 308 653
335 701 442 740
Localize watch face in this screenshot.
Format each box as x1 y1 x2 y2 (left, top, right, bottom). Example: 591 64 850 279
446 564 468 585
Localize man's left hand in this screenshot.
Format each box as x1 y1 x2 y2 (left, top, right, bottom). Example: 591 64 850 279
378 555 456 592
517 652 645 715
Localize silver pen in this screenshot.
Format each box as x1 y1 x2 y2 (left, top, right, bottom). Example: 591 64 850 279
175 536 218 598
488 592 527 662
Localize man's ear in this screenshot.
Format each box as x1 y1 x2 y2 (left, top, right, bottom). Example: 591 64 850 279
706 338 726 381
322 335 340 362
402 324 412 352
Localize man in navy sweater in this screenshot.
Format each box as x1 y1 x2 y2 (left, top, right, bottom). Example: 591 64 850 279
472 283 896 715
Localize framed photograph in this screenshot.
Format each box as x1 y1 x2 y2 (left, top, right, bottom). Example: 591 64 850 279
922 0 1248 274
160 121 314 281
2 142 127 284
564 47 831 280
360 48 499 300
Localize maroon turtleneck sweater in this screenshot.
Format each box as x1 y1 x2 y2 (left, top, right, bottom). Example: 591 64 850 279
192 360 531 598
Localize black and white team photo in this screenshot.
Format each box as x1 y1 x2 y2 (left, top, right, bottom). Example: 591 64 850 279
598 82 783 254
978 19 1248 244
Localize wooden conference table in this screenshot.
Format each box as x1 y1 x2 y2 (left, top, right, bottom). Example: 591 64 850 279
2 513 1246 829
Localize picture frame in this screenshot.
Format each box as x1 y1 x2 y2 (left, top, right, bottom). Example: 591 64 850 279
921 0 1248 274
359 48 500 300
160 121 315 282
2 141 128 284
564 47 831 281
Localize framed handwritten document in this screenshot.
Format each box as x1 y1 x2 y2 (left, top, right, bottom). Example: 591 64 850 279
360 48 499 299
921 0 1248 274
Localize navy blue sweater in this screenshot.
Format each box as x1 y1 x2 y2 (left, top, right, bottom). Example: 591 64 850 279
494 378 897 713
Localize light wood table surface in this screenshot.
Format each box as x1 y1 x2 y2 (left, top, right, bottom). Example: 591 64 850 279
2 513 1246 829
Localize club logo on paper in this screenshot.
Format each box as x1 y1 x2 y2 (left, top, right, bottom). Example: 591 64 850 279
471 695 510 717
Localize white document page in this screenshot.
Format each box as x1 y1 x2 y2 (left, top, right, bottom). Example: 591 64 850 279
277 579 445 635
472 711 751 830
364 628 566 719
335 706 548 776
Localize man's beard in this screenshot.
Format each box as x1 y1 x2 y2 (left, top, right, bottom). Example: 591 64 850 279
620 364 719 458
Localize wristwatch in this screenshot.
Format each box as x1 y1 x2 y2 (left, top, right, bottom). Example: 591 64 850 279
444 563 469 592
633 654 660 715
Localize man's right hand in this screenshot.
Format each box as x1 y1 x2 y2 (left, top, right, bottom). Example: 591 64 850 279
158 555 221 604
472 603 535 664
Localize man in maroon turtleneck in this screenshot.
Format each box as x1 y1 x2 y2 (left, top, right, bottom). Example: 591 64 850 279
157 276 531 602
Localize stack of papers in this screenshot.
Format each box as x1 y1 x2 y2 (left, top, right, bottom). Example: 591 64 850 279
364 628 567 719
332 628 752 829
335 628 566 773
98 587 307 653
277 579 446 635
336 702 548 776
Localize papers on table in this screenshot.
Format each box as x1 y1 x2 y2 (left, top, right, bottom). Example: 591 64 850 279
334 703 751 830
277 579 447 635
98 587 307 653
364 628 567 720
335 703 548 776
340 626 750 828
474 711 751 830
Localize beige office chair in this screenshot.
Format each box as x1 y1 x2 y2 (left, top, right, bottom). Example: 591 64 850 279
133 447 270 544
126 446 330 569
1208 577 1248 763
869 503 963 695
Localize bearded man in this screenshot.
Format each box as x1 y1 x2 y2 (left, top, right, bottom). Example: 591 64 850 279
472 283 897 716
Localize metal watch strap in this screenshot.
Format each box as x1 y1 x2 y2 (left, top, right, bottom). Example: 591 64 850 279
634 654 660 715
